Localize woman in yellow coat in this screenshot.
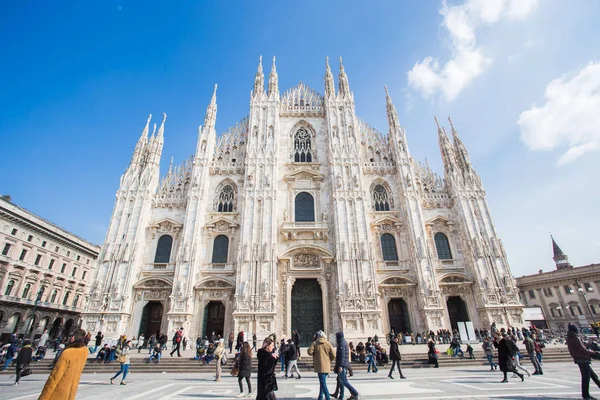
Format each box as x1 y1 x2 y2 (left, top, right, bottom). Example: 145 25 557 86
38 329 89 400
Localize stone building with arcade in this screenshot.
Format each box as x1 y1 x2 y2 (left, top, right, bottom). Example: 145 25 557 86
0 196 100 343
83 57 523 345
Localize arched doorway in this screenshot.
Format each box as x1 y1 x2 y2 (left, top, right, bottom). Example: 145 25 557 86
446 296 469 330
62 318 74 339
291 279 323 346
139 301 164 338
388 298 411 334
203 301 225 339
49 317 62 339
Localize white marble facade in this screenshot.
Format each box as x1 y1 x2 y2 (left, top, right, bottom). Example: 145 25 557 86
83 57 523 343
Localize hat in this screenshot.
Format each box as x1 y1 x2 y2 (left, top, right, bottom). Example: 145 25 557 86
568 324 579 333
316 330 326 338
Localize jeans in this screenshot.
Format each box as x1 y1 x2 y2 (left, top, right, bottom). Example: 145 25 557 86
487 354 497 368
367 354 378 372
529 352 542 373
578 362 600 398
112 364 130 381
287 359 301 378
2 356 13 371
537 352 543 365
317 372 331 400
337 367 358 398
280 354 286 372
453 348 464 357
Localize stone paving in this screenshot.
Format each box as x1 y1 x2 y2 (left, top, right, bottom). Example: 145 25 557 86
0 361 593 400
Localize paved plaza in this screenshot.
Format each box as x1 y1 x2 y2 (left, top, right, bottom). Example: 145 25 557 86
0 361 596 400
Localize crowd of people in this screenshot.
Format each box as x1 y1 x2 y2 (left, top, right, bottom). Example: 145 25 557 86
4 321 600 399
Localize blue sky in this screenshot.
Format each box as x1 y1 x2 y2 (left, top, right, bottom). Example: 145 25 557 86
1 1 599 277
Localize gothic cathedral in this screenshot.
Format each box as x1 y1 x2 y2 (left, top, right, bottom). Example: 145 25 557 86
83 57 523 344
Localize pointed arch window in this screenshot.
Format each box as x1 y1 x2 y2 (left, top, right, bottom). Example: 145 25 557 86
5 279 15 296
217 184 235 212
22 283 31 299
295 192 315 222
373 184 391 211
293 128 312 162
211 235 229 264
434 232 452 260
154 235 173 264
381 233 399 261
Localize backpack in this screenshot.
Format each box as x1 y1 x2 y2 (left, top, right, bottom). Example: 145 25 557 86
175 331 182 343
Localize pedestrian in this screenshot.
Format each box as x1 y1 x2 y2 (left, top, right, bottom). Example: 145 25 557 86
493 333 524 383
2 341 17 371
466 343 474 359
388 334 406 379
256 337 278 400
286 339 301 379
365 337 378 373
14 339 33 386
278 338 288 375
252 333 258 351
110 340 132 385
427 338 439 368
138 334 145 352
293 329 301 359
170 327 183 357
333 331 359 400
235 342 253 398
38 328 89 400
214 339 225 381
524 332 543 375
93 331 103 354
308 330 335 400
482 337 497 371
236 331 244 351
229 331 235 354
567 323 600 400
510 335 530 378
39 329 50 349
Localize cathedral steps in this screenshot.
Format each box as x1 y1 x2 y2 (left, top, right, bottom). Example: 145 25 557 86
24 348 573 374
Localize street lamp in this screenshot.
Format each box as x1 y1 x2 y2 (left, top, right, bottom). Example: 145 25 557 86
575 279 597 327
26 289 44 339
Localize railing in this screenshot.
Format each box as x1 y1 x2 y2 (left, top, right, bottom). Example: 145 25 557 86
0 294 82 312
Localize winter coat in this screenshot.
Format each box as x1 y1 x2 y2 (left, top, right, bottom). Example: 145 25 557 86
286 343 298 361
95 334 103 346
39 332 49 347
427 341 437 356
389 339 401 361
6 343 17 359
567 330 595 364
16 345 33 367
256 348 278 400
524 337 536 355
334 332 350 371
308 337 335 373
493 338 517 373
238 351 252 378
482 341 493 356
116 345 131 365
38 342 88 400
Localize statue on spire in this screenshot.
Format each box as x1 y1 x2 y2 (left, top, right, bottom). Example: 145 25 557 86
338 56 350 98
324 57 335 98
253 55 265 98
268 56 279 98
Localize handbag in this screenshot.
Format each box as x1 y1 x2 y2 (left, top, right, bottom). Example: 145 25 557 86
117 354 127 363
230 361 239 376
220 354 227 365
21 367 32 377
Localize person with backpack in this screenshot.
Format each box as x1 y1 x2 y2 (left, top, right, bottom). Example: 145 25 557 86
170 327 183 357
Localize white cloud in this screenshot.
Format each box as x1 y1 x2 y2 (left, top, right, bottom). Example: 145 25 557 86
407 0 539 101
518 62 600 165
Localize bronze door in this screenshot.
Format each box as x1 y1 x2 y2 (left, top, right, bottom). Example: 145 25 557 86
388 298 411 334
446 296 469 331
139 301 163 338
291 279 324 346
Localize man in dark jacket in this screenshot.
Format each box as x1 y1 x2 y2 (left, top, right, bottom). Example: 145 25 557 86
493 333 524 383
524 332 543 375
567 324 600 400
334 331 359 400
388 335 406 379
14 339 33 386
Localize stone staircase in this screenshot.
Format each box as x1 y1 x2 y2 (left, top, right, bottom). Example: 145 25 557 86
25 348 574 374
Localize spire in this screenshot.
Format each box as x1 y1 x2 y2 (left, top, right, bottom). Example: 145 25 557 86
157 113 167 139
551 235 572 270
253 55 265 98
168 156 174 176
338 57 350 98
204 84 218 129
324 57 335 98
384 85 400 131
132 114 152 164
268 56 279 98
436 117 455 173
448 117 472 172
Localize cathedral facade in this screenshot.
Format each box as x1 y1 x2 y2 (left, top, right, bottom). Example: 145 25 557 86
83 57 523 344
